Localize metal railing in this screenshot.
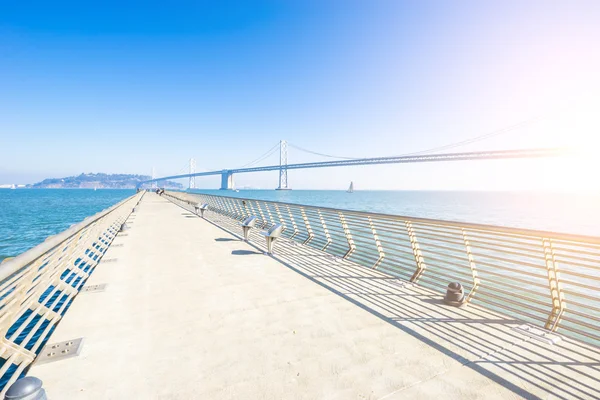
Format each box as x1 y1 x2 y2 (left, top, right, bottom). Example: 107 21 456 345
0 192 143 394
165 191 600 347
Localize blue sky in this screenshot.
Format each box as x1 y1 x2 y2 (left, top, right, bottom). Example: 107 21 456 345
1 1 600 190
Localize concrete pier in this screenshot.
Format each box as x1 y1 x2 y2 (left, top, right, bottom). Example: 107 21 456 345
30 194 600 399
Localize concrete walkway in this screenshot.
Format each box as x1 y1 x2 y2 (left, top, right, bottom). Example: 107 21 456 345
31 194 600 399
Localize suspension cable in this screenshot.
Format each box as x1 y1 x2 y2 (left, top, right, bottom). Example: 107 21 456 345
288 116 540 161
287 143 361 160
400 117 541 156
237 142 281 168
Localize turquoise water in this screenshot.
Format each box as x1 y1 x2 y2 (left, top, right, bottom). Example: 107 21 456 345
191 189 600 237
0 189 134 262
1 188 599 263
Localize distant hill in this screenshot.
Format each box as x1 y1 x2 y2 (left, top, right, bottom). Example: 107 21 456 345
29 173 183 189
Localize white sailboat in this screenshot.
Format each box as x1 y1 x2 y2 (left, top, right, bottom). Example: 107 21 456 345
347 181 354 193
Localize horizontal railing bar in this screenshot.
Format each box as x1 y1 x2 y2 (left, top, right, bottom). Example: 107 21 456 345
555 257 600 271
555 324 600 342
412 245 471 261
552 246 600 258
474 261 546 278
473 295 550 322
563 301 600 316
473 253 545 270
419 266 473 282
552 240 600 251
467 240 546 257
377 239 414 251
475 285 551 308
559 279 600 291
475 268 549 289
560 316 600 333
558 270 600 281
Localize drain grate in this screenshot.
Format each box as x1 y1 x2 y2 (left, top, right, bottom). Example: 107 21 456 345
112 243 124 248
100 258 118 263
512 324 562 345
36 338 84 365
81 283 107 293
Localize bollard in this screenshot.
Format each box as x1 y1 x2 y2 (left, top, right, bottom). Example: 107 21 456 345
241 216 257 241
120 223 129 232
194 204 209 218
444 282 465 306
5 376 47 400
261 223 283 255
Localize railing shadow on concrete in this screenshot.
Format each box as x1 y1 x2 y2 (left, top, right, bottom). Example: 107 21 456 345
166 191 600 347
165 191 600 400
0 192 144 396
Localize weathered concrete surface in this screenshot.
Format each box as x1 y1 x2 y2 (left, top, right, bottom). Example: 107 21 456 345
31 194 600 399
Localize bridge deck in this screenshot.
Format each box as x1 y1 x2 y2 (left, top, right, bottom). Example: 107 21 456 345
31 194 600 399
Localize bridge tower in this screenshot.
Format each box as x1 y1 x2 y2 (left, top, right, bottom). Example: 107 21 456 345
189 158 196 189
220 170 235 190
276 140 291 190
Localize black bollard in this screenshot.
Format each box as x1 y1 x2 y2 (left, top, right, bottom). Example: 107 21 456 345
444 282 465 306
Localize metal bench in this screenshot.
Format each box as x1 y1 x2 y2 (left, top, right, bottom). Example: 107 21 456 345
260 223 283 255
240 216 257 241
194 203 209 218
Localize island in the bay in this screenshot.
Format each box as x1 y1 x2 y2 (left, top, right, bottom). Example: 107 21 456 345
29 173 183 189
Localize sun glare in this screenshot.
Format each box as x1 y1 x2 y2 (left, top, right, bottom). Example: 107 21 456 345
546 103 600 192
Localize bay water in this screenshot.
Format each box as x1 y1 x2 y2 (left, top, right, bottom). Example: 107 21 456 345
1 188 599 263
0 189 134 263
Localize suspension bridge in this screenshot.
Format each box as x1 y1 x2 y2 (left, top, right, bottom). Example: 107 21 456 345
141 140 567 190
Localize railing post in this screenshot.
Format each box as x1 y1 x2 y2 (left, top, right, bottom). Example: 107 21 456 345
273 204 286 232
0 261 40 341
264 203 275 225
338 212 356 259
369 217 385 269
247 200 257 220
207 196 218 213
406 221 426 282
232 199 243 220
256 202 268 227
209 196 219 213
215 197 226 215
300 208 314 244
286 206 299 239
240 199 249 219
225 198 235 218
318 210 332 251
543 238 565 331
461 228 480 303
228 198 238 218
226 198 236 218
